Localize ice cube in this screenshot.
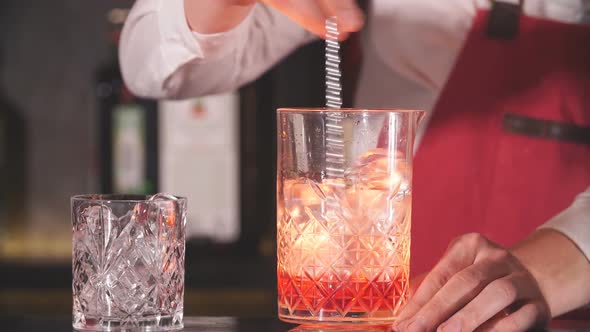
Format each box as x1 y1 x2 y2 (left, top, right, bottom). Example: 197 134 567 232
74 206 121 318
103 206 161 316
116 208 143 241
320 178 349 208
148 193 180 228
82 204 116 237
281 179 322 231
148 193 179 201
104 202 154 277
283 179 322 207
77 204 118 261
349 148 405 193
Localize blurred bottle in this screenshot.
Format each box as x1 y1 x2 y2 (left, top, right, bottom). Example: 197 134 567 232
159 94 240 246
96 8 158 195
0 49 27 238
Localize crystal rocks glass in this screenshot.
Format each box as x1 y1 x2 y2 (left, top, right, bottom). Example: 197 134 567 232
71 194 186 331
276 108 423 325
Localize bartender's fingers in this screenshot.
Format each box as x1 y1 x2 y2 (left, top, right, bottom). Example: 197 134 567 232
261 0 326 36
317 0 365 32
439 274 534 332
477 302 549 332
261 0 361 38
395 233 484 322
395 260 510 332
409 273 427 296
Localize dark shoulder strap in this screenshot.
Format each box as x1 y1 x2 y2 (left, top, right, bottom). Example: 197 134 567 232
486 0 523 39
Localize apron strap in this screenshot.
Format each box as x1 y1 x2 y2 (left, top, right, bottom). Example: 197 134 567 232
503 113 590 146
486 0 523 39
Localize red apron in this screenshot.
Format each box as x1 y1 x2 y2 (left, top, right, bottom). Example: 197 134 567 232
410 3 590 275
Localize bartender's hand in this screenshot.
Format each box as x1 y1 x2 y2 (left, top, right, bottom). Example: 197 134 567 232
393 233 551 332
184 0 364 38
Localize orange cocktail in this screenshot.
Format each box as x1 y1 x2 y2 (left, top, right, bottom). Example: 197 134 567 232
276 108 422 325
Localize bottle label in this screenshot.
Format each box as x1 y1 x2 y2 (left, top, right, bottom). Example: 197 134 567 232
112 104 147 194
159 93 240 243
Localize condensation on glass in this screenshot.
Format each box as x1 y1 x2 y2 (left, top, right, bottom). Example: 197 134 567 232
71 194 186 331
277 108 423 325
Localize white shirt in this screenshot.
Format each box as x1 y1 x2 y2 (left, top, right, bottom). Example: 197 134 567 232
120 0 590 259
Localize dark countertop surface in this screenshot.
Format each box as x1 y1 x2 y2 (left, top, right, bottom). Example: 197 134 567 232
3 255 589 331
2 316 589 332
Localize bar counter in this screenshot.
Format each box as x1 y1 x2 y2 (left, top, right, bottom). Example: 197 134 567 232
2 315 590 331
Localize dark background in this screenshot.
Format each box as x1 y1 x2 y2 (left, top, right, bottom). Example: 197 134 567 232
0 0 336 318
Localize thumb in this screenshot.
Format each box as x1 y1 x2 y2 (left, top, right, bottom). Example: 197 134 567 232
261 0 362 39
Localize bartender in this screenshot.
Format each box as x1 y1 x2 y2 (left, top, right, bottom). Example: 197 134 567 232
120 0 590 331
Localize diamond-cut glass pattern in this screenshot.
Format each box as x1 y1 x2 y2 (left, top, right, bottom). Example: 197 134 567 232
277 149 411 324
72 196 186 331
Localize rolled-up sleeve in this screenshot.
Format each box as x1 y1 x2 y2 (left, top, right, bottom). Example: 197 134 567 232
540 187 590 261
120 0 315 99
